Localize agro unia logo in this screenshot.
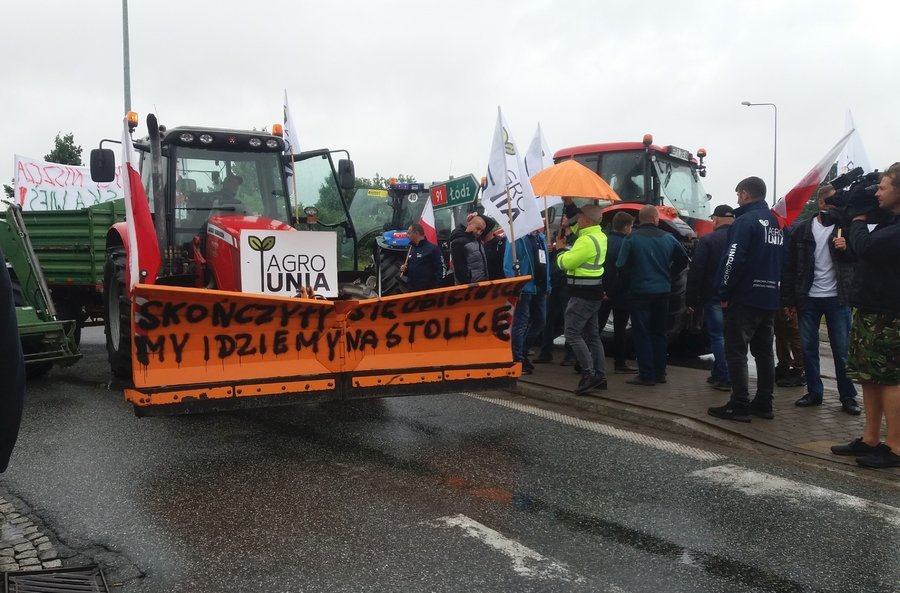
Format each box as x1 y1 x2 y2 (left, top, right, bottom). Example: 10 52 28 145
247 234 331 294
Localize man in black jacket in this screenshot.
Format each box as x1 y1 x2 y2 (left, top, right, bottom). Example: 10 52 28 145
782 187 858 414
687 204 734 391
449 216 487 284
480 215 507 280
1 245 26 473
708 176 785 422
598 211 635 373
400 223 444 292
832 163 900 468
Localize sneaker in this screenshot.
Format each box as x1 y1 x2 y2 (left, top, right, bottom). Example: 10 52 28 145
625 377 656 386
831 437 880 457
712 380 732 392
794 393 822 407
856 444 900 469
841 400 862 416
706 375 717 384
522 359 535 374
575 371 605 395
594 381 608 391
707 404 752 423
573 363 582 374
655 375 667 384
615 364 638 374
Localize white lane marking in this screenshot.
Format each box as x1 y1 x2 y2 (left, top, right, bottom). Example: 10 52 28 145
464 393 726 462
432 514 582 583
691 464 900 527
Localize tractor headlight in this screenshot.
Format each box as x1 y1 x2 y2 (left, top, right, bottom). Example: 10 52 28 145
199 134 214 145
179 133 195 143
266 139 279 149
248 138 262 148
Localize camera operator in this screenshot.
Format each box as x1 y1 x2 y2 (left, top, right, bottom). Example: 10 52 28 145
831 162 900 469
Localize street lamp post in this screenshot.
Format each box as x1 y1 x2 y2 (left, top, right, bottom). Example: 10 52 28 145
123 0 131 113
741 101 777 205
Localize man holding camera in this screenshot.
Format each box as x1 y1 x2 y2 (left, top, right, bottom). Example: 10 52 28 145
832 163 900 468
782 186 859 414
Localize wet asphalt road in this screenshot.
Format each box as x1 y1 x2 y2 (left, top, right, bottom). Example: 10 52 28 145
2 328 898 593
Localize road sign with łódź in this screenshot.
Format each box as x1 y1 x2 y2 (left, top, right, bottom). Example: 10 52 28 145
429 174 478 211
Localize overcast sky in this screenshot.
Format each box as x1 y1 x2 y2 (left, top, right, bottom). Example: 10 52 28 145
1 0 897 207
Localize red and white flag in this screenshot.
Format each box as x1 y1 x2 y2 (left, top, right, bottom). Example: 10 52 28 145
773 130 854 228
121 117 161 291
418 194 437 244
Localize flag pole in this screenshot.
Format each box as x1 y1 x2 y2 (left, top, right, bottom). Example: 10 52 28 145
505 185 519 276
290 145 300 224
542 194 551 240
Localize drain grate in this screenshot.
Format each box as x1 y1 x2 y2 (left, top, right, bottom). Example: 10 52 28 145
4 566 109 593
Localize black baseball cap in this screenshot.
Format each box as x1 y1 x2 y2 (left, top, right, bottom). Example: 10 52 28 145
711 205 734 218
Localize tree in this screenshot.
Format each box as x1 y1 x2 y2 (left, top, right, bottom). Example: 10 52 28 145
3 182 12 201
44 132 83 166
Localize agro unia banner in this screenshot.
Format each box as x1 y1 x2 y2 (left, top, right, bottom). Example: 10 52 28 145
14 154 126 210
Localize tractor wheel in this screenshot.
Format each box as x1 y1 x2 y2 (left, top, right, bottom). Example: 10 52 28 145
378 248 410 296
103 247 132 380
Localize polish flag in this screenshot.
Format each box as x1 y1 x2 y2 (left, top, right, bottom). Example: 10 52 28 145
418 194 438 244
773 130 854 228
121 117 161 291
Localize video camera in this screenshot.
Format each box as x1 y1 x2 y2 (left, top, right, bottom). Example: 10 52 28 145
821 167 886 226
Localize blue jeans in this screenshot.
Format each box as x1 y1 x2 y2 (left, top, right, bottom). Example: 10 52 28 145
630 293 669 381
512 292 547 362
704 300 729 382
798 297 857 402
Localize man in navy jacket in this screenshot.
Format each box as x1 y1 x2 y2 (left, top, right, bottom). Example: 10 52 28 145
709 176 785 422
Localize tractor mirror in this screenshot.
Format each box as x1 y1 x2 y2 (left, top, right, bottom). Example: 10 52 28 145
337 159 355 190
90 148 116 182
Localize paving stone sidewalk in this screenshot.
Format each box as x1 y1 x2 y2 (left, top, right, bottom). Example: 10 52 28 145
0 496 62 573
513 354 899 477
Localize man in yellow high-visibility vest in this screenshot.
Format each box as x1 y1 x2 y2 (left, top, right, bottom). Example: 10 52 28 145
555 204 608 395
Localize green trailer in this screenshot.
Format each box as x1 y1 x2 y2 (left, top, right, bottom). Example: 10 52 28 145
8 199 125 342
0 203 81 377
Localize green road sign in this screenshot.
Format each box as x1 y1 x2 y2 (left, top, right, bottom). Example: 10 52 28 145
429 174 479 211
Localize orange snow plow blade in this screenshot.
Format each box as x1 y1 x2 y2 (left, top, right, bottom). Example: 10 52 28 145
125 278 527 415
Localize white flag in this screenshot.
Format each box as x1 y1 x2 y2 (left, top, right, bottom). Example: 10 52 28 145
837 110 872 174
482 108 545 241
524 123 562 208
283 89 300 201
283 89 300 155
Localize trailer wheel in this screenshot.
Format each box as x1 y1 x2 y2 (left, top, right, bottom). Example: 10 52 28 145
377 247 410 296
103 247 131 380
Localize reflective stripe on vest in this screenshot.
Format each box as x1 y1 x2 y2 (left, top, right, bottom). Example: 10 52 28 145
567 231 604 285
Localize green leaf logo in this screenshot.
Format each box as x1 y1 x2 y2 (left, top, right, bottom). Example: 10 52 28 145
248 235 276 252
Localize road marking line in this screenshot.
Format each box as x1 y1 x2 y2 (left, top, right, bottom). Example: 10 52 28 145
691 464 900 527
464 393 726 462
432 514 582 583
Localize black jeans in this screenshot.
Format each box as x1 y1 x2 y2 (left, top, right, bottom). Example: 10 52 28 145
539 284 569 359
599 301 630 366
724 302 776 410
629 293 669 381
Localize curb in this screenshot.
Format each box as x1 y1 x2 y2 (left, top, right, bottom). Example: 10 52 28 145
505 380 899 484
506 380 752 450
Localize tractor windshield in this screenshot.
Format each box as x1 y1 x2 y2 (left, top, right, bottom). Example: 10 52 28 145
172 147 290 245
653 157 710 220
